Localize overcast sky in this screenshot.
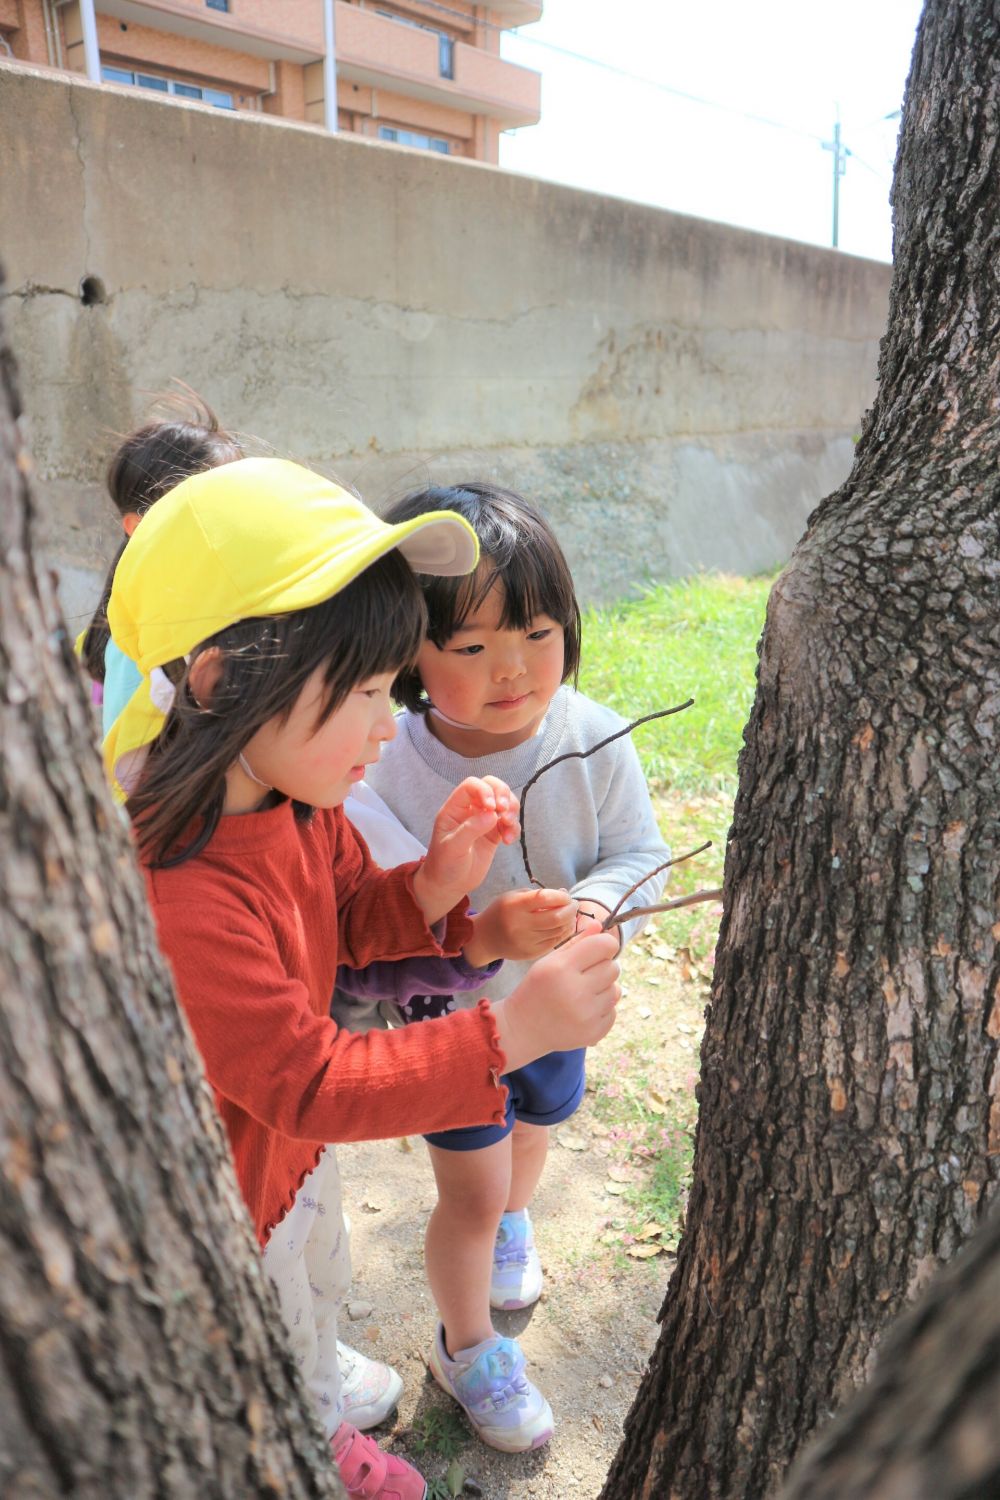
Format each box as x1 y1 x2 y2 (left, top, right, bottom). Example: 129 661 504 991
500 0 924 262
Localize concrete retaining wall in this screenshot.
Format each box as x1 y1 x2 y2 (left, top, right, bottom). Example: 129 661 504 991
0 60 892 624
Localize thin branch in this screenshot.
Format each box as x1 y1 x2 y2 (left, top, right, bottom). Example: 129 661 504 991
600 841 712 928
603 886 724 931
519 700 695 884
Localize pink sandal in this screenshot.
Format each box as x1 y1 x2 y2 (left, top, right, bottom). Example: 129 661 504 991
331 1421 427 1500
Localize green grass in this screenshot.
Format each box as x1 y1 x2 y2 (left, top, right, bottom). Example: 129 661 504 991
578 571 774 959
407 1406 468 1462
578 572 773 794
589 1035 697 1260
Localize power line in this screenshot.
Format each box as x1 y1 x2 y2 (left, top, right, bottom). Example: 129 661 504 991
386 0 826 142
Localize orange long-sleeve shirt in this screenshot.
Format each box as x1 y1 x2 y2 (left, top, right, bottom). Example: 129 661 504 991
145 799 507 1244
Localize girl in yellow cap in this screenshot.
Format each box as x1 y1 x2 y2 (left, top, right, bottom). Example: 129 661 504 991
108 457 621 1500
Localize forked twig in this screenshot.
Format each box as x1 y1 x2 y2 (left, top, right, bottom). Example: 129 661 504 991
599 841 712 929
602 885 724 932
519 700 695 885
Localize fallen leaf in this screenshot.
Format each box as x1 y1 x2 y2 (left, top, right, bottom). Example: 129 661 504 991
637 1222 667 1240
591 1413 604 1432
362 1199 382 1213
607 1165 632 1183
398 1136 413 1153
604 1180 628 1196
558 1132 588 1152
644 1089 667 1115
627 1243 663 1259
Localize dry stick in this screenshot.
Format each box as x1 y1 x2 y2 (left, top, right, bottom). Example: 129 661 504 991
603 885 724 932
598 840 712 929
518 699 695 886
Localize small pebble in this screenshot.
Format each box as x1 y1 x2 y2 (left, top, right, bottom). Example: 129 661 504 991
463 1482 483 1497
598 1373 613 1388
346 1300 373 1320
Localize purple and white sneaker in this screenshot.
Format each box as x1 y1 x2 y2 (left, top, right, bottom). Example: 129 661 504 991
489 1208 543 1310
427 1324 554 1452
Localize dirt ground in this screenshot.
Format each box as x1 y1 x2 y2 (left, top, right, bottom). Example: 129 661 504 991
339 936 708 1500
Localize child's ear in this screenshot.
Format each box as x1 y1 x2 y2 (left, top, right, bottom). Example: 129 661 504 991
188 648 224 710
122 512 142 537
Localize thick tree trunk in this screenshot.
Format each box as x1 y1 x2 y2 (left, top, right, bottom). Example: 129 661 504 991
603 2 1000 1495
0 290 342 1494
777 1206 1000 1500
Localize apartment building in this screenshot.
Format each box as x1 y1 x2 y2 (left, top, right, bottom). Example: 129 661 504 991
1 1 542 162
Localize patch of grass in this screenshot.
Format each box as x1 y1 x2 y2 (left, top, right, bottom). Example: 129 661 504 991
578 571 773 794
407 1405 468 1463
425 1458 468 1500
620 1127 694 1249
589 1033 698 1256
579 572 772 962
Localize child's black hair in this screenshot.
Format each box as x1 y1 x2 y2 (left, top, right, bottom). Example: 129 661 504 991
80 393 243 683
129 548 428 868
384 483 582 714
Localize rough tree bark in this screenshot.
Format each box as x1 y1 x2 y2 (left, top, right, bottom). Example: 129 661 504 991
602 2 1000 1495
0 290 343 1494
776 1205 1000 1500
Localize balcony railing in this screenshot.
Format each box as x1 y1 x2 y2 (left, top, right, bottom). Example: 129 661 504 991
93 0 540 123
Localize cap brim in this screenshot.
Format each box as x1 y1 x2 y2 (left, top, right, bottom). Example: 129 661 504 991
392 513 479 576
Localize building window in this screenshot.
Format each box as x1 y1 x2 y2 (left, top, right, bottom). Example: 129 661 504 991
378 126 450 154
100 64 234 109
206 0 230 11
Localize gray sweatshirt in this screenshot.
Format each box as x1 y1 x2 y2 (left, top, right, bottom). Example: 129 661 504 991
365 686 670 1011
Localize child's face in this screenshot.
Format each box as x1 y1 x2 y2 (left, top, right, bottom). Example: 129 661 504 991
416 581 565 756
230 668 398 812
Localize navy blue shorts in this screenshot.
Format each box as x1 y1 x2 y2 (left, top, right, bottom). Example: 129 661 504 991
424 1048 586 1152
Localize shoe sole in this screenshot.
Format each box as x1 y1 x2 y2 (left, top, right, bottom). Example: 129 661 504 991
427 1345 554 1453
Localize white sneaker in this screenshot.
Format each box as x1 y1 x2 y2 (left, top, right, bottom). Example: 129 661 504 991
427 1324 553 1453
489 1209 543 1310
337 1341 403 1430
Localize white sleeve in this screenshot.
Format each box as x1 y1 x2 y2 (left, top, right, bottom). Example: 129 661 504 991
344 782 427 866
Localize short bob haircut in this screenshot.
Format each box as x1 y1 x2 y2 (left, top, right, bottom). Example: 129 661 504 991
129 547 427 868
385 483 582 714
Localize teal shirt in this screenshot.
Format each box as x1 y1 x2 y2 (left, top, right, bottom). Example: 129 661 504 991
102 639 143 739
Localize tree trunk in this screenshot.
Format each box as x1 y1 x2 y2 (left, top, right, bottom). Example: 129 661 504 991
603 2 1000 1494
0 285 342 1494
777 1206 1000 1500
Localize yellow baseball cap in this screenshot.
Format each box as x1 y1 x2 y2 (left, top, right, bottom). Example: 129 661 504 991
103 457 479 798
108 456 478 673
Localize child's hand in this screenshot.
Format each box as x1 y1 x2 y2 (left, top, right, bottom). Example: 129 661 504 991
465 888 578 965
492 920 621 1071
571 899 623 952
412 776 520 926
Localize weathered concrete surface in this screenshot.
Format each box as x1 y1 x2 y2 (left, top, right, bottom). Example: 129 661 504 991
0 61 891 620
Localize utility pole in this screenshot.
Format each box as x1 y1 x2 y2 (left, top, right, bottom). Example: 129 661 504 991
323 0 338 133
822 115 851 248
